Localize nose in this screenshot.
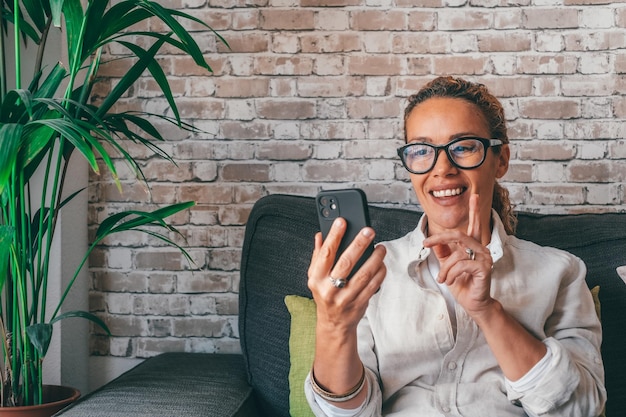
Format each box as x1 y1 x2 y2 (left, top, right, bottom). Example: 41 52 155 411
431 148 458 176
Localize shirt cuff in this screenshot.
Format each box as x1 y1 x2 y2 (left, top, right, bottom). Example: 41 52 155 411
313 387 367 417
505 341 553 392
505 337 580 414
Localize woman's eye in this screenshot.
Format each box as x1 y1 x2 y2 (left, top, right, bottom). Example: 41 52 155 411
451 141 479 154
451 145 470 153
407 146 431 158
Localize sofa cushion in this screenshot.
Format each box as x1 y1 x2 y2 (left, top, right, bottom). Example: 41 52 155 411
285 295 316 417
56 353 255 417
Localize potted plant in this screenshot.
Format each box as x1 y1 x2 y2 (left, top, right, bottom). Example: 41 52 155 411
0 0 225 411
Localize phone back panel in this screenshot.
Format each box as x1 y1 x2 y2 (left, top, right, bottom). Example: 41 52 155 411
316 189 373 278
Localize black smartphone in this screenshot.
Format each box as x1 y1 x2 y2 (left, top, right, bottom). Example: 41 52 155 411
316 188 375 280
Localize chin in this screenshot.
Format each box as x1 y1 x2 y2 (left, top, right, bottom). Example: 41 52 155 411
427 212 468 233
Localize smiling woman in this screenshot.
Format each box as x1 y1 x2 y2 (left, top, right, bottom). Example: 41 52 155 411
303 76 606 417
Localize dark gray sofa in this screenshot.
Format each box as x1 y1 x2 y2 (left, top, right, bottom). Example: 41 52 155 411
57 193 626 417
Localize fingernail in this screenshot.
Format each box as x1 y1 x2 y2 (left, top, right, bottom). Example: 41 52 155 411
362 228 373 237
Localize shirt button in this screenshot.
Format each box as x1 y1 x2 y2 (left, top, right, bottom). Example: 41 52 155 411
448 361 457 370
437 314 445 320
442 406 451 413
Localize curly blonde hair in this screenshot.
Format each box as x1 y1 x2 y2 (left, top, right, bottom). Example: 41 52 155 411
404 76 517 235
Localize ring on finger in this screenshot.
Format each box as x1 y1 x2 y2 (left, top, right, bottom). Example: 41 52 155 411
465 247 476 261
329 276 347 288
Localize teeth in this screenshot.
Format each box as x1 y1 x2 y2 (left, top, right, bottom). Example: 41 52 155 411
433 188 463 198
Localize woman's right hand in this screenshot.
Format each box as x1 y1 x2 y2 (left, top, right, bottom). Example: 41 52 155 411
307 217 387 334
307 217 386 408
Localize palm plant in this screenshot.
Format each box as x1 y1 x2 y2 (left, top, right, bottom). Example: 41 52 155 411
0 0 224 407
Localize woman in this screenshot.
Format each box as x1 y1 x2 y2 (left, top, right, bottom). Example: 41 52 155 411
305 76 606 416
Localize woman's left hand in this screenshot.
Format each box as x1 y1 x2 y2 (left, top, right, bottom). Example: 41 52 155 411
423 194 496 316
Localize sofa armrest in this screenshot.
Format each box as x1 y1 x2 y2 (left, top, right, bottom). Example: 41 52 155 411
55 353 259 417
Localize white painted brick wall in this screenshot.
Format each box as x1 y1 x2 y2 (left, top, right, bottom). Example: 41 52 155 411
89 1 626 358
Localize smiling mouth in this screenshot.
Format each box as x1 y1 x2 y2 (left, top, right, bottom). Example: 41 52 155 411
432 187 465 198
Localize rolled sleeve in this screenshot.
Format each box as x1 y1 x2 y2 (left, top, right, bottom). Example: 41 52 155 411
505 337 580 414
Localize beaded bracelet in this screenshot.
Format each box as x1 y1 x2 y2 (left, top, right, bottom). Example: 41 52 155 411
310 364 366 403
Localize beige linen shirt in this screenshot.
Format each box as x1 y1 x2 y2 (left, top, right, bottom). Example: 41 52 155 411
306 212 606 417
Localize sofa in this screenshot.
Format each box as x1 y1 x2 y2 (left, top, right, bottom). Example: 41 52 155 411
56 193 626 417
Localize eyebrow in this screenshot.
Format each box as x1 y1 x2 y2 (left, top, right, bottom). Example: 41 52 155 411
406 132 486 144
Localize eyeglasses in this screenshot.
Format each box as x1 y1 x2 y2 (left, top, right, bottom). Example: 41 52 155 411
397 137 503 174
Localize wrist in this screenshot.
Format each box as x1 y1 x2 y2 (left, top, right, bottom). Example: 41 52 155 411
316 315 358 338
468 298 503 327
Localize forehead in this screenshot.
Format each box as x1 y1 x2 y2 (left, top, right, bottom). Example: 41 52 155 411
405 97 490 139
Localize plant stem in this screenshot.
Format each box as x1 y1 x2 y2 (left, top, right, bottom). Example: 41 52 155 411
15 167 31 405
13 0 21 90
0 5 7 98
34 17 52 84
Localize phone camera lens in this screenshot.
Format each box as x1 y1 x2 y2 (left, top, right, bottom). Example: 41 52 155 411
322 208 331 218
320 196 329 206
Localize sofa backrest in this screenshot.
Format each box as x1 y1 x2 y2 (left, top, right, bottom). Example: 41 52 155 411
239 193 626 417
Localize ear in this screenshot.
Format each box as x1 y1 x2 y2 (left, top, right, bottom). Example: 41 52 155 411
495 144 510 179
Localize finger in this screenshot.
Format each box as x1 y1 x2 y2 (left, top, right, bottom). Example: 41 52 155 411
312 232 323 255
308 219 346 280
431 242 452 260
467 193 481 241
330 226 376 281
424 231 465 259
435 247 468 283
349 244 387 295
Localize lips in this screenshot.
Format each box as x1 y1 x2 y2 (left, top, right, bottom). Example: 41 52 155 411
431 187 465 198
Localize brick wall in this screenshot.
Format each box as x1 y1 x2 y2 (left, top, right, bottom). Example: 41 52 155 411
89 1 626 358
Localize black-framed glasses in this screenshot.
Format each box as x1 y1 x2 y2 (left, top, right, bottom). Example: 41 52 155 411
397 137 503 174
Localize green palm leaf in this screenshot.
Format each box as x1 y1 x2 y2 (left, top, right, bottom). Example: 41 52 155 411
30 118 100 173
96 34 168 118
51 310 110 334
49 0 63 27
118 40 180 123
27 311 110 357
0 123 22 195
29 188 84 256
136 1 211 71
20 0 46 33
60 0 84 72
33 63 66 99
95 202 195 240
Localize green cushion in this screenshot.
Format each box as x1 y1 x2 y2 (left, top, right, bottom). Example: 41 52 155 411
590 285 601 321
284 295 317 417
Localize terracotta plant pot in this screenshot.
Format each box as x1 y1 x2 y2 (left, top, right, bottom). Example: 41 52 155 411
0 385 80 417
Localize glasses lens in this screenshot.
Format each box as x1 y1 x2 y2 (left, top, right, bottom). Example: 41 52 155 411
401 144 436 174
448 138 486 168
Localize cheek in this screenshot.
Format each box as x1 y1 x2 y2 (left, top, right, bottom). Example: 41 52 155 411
409 175 426 195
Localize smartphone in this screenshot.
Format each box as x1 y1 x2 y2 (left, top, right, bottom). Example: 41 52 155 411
316 188 375 280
